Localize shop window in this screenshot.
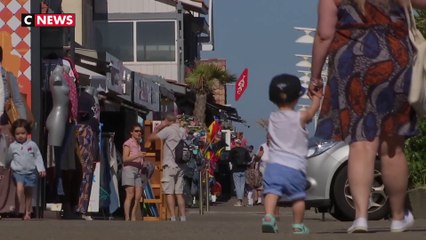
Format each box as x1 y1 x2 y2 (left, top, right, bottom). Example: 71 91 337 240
94 21 134 61
136 21 176 62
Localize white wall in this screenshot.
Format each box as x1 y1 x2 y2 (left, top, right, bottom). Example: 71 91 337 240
62 0 83 45
102 0 175 13
125 62 178 82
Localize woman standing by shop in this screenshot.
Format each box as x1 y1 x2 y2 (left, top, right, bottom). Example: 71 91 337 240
122 123 145 221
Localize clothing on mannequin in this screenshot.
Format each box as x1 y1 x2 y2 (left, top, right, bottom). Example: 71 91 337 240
63 65 78 122
46 65 69 146
75 124 95 215
62 57 79 84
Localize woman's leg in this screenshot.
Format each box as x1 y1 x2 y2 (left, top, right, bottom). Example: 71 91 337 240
379 136 408 221
131 186 142 221
124 186 135 221
348 139 379 219
24 187 33 219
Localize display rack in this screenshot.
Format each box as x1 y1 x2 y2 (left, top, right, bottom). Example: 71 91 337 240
141 120 167 221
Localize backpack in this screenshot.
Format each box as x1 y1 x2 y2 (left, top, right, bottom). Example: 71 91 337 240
174 139 192 164
232 147 250 167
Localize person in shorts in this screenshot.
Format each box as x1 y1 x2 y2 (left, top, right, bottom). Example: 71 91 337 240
122 123 145 221
146 114 187 222
261 74 322 234
6 119 46 220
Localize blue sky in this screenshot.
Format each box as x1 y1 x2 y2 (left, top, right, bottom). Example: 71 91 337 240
202 0 318 149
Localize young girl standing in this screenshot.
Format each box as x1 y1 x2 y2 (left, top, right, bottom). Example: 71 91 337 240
6 119 46 220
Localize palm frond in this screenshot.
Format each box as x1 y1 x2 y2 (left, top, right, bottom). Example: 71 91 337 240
185 63 235 93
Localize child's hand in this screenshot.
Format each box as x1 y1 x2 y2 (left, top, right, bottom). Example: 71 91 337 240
39 171 46 177
311 89 324 99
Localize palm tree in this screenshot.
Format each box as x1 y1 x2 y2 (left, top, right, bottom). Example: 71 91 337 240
185 63 236 126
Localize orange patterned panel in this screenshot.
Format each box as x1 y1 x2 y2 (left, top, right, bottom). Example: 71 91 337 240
0 1 31 107
16 0 28 5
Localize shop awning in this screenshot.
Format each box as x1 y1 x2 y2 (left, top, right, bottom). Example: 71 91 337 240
153 77 187 99
155 0 208 14
206 102 246 123
166 79 188 95
75 64 107 91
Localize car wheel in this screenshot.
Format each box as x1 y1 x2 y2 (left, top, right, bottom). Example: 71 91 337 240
330 162 390 221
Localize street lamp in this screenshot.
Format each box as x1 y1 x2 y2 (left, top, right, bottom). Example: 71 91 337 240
294 27 316 44
297 70 310 87
295 54 312 68
294 27 319 128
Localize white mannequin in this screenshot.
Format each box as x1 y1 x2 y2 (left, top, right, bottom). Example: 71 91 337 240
46 65 70 146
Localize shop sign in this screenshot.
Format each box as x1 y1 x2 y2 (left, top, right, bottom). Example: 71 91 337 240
133 73 160 112
118 68 133 102
106 52 127 95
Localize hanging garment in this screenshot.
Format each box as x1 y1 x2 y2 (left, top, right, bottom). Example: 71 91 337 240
108 136 120 214
75 124 95 214
0 167 17 213
63 71 78 121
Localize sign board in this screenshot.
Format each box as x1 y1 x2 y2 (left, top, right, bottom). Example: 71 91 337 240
106 52 125 95
133 73 160 112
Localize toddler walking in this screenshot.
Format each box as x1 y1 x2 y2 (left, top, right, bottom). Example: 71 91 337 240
262 74 322 234
6 119 46 220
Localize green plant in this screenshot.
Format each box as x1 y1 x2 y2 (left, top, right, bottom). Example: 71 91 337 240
404 11 426 189
405 118 426 189
185 63 235 126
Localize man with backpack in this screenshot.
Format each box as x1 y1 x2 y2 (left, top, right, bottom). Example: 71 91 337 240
229 139 251 207
146 114 187 221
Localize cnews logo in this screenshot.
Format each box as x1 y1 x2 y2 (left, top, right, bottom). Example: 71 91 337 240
21 14 75 27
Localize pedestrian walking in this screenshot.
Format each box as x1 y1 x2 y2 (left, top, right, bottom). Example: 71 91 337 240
5 119 46 220
261 74 322 234
310 0 426 233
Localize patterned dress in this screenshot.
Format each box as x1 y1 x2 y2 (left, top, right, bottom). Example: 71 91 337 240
315 0 418 143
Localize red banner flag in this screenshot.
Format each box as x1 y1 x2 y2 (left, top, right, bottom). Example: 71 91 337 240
235 68 248 101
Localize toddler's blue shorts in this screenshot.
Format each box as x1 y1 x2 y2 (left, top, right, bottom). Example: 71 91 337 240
263 163 306 201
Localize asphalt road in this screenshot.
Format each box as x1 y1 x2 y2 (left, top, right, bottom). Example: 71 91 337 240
1 201 426 240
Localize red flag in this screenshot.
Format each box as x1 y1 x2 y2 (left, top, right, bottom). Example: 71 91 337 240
235 68 248 101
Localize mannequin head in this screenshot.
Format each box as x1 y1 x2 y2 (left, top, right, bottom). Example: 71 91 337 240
52 65 64 76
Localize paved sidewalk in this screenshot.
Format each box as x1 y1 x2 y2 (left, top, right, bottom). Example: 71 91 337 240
1 200 426 240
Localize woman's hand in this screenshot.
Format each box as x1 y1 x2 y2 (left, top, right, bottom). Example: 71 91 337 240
308 77 324 99
39 171 46 177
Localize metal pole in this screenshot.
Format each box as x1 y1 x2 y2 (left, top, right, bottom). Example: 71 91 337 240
205 163 209 212
198 169 203 215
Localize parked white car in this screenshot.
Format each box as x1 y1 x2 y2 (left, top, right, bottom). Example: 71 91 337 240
303 137 390 221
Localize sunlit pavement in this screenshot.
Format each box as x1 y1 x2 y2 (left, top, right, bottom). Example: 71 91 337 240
1 200 426 240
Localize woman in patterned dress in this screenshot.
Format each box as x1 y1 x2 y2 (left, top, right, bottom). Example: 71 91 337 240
310 0 426 233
